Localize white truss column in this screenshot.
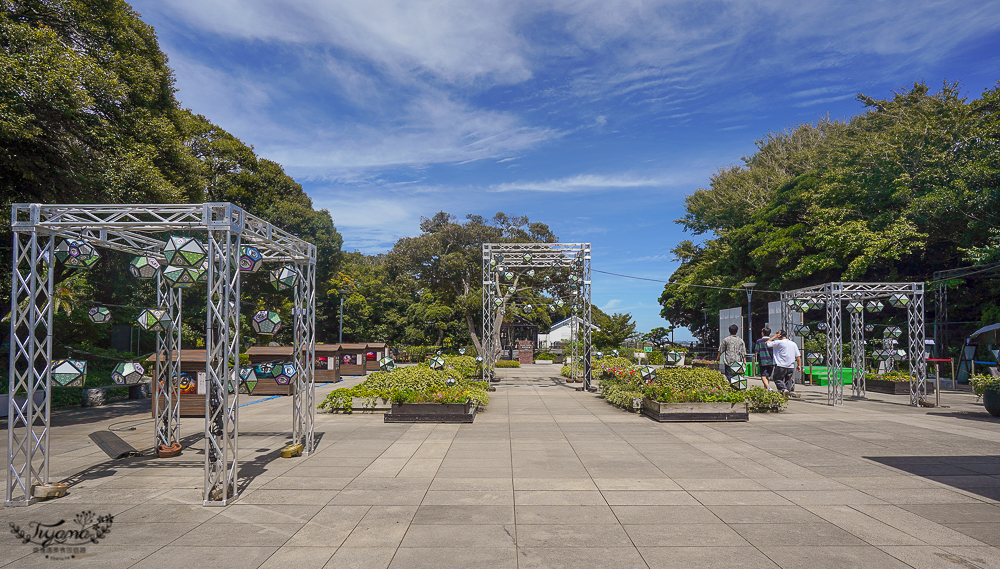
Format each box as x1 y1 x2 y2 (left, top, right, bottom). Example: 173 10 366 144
850 309 866 398
6 228 55 506
826 283 844 406
153 274 182 449
292 258 317 454
908 282 927 405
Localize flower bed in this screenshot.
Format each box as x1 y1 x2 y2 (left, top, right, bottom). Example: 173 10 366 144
384 387 478 423
864 371 935 395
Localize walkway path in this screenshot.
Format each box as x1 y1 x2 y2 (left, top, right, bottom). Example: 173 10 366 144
2 364 1000 568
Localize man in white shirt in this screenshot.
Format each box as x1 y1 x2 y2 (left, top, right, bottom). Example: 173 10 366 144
766 330 802 398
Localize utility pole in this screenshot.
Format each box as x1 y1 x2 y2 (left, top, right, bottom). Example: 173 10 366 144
742 282 756 351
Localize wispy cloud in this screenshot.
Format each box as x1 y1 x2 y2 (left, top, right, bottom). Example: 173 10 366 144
491 174 684 193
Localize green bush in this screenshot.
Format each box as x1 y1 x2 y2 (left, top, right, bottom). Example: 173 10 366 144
443 355 482 378
969 374 1000 397
743 387 788 412
654 367 728 392
536 352 556 360
494 360 520 368
319 363 489 412
645 384 744 403
647 351 664 365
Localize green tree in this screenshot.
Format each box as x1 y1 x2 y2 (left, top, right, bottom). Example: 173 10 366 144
594 312 637 349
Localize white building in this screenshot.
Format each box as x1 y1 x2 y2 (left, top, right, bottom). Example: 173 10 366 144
538 316 600 349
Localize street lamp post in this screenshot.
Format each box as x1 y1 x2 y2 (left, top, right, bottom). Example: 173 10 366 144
742 282 756 352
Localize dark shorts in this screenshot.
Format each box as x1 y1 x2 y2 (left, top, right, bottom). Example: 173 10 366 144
760 365 774 379
772 366 795 390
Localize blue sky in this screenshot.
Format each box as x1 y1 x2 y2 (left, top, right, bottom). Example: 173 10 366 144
133 0 1000 339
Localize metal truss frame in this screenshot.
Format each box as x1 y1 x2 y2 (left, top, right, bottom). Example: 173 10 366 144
782 282 926 407
481 243 593 389
7 203 317 507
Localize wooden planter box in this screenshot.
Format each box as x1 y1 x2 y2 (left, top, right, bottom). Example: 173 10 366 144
866 379 935 395
384 402 476 423
642 397 748 422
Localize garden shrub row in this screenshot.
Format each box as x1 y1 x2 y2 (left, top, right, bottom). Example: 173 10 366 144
494 360 521 368
318 356 489 413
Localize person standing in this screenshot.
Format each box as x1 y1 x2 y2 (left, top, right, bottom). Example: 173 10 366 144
767 330 802 398
754 327 774 391
718 324 747 384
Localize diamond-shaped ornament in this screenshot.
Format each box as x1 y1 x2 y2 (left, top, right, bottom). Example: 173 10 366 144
865 324 876 332
806 353 824 365
884 326 902 339
55 239 100 269
493 297 503 306
162 265 202 288
88 306 111 324
847 302 864 314
238 367 258 394
162 236 206 267
251 310 282 335
459 348 466 355
429 356 445 370
866 300 885 313
475 356 483 363
129 256 160 279
270 265 299 291
792 324 810 336
639 366 655 381
112 361 145 385
504 271 514 281
526 270 535 277
239 246 264 272
785 299 805 312
665 351 681 365
136 309 171 332
379 357 395 371
274 363 297 385
523 253 532 263
887 294 910 308
50 360 87 387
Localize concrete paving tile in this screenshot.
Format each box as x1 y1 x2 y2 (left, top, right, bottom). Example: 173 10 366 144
939 546 1000 569
610 504 722 525
900 503 1000 523
758 545 917 569
514 490 607 505
638 546 780 569
851 504 990 546
259 476 353 491
517 546 646 569
706 505 827 524
134 545 278 568
113 502 219 523
240 489 338 505
514 478 599 491
831 476 943 490
94 521 200 547
515 505 618 525
344 478 433 491
217 503 324 524
389 547 517 569
864 488 987 504
516 524 631 547
879 545 1000 569
673 478 768 491
401 524 516 547
774 490 888 505
691 491 795 506
258 546 337 569
340 505 418 548
592 478 683 491
420 490 513 505
942 523 1000 547
731 522 869 546
624 523 750 546
330 490 425 505
412 505 514 525
176 522 302 546
5 545 161 569
601 490 699 506
284 505 370 547
429 478 513 491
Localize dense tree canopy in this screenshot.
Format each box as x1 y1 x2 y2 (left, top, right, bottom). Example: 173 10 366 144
0 0 343 345
661 82 1000 349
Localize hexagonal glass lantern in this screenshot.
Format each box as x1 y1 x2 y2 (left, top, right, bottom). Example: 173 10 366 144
458 348 466 355
239 366 258 394
847 302 864 314
866 300 885 313
887 293 910 308
88 306 111 324
524 304 533 313
270 265 299 291
129 256 161 279
136 309 171 332
665 351 681 365
112 361 145 385
806 353 824 365
429 355 445 370
162 235 206 267
274 363 297 385
816 322 828 331
594 351 604 359
55 239 100 268
50 360 87 387
379 357 395 371
884 326 902 339
252 310 282 335
239 246 264 273
792 324 810 336
639 366 655 381
162 265 202 288
865 324 876 333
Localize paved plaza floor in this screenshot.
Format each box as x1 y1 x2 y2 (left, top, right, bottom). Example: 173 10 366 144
3 364 1000 568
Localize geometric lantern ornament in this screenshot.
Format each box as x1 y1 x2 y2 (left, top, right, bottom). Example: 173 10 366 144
54 239 100 269
806 353 824 365
816 322 828 332
639 366 655 381
865 324 876 332
727 361 747 390
251 310 282 335
162 265 203 288
884 326 902 339
866 300 884 313
112 361 145 385
847 302 864 314
786 299 805 312
872 349 893 361
886 293 910 308
253 362 275 379
129 255 161 279
239 245 264 273
88 306 111 324
136 309 171 332
274 363 296 385
429 355 445 370
163 235 207 267
665 351 681 365
378 357 395 371
269 265 299 291
238 366 257 394
792 324 811 336
50 359 87 387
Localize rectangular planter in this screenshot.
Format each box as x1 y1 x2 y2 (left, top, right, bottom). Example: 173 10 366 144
642 397 748 422
536 359 554 365
384 402 476 423
866 379 935 395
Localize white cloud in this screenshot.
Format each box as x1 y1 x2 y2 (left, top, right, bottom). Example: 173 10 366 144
491 173 688 193
602 299 622 311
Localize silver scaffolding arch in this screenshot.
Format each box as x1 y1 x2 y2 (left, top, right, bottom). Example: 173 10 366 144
781 282 926 407
481 243 594 389
6 203 317 507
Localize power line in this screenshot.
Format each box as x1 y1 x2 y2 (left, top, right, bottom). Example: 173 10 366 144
592 270 783 294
